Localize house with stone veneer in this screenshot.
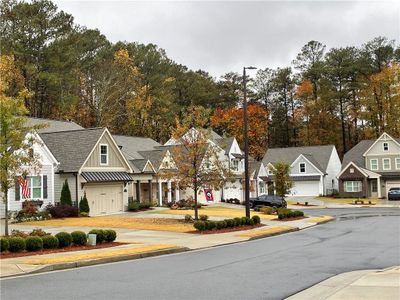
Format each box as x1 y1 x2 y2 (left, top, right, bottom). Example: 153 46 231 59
337 133 400 199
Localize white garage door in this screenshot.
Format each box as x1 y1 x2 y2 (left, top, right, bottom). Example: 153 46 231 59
290 181 320 196
386 181 400 198
85 184 123 215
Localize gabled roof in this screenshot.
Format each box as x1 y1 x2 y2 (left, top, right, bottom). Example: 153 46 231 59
27 117 83 133
262 145 335 172
362 133 400 156
215 136 236 155
137 149 168 171
39 128 105 172
248 160 262 179
113 135 161 160
342 137 400 169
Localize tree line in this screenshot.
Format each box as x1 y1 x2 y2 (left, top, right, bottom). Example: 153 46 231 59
1 0 399 159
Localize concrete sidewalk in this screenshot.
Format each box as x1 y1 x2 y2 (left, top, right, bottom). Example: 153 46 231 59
287 266 400 300
0 214 333 278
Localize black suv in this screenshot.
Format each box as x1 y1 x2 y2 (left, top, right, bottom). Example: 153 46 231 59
388 187 400 200
249 194 287 209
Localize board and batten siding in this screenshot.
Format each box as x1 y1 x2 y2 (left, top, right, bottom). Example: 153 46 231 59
0 164 54 218
82 133 125 170
54 173 77 204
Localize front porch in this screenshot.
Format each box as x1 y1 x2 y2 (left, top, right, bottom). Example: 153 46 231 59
130 178 181 206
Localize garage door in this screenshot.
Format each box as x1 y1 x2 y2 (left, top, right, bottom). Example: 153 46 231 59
85 184 123 215
386 181 400 199
290 181 320 196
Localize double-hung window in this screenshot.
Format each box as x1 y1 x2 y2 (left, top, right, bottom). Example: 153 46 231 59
231 159 239 171
345 181 362 193
299 163 306 173
383 142 389 151
100 144 108 165
370 159 378 171
382 158 391 170
259 182 265 194
30 176 42 198
396 158 400 170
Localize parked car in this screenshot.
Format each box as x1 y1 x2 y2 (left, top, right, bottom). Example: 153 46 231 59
388 187 400 200
249 194 287 208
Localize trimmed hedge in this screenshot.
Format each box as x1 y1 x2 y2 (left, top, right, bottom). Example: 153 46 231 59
71 231 87 246
55 232 72 248
0 238 9 252
8 237 26 252
89 229 105 243
25 236 43 251
277 208 304 220
42 235 59 249
193 216 261 231
103 230 117 242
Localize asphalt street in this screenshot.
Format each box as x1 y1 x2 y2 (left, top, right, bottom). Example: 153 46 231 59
1 208 400 300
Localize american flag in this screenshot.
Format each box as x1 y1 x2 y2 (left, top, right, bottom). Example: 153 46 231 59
18 176 30 199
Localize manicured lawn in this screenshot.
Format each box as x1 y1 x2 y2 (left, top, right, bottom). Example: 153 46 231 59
24 217 194 233
317 197 381 204
156 206 276 220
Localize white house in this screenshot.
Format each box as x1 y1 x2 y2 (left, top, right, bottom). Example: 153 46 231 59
262 145 341 197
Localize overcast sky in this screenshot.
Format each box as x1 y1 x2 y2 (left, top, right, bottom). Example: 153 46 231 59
54 0 399 78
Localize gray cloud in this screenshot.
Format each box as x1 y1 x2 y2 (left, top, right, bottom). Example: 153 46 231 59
54 0 399 78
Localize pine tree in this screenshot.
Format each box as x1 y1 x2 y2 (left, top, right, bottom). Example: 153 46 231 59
60 179 72 206
79 192 90 214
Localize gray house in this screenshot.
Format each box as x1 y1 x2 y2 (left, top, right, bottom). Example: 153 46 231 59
262 145 341 196
337 133 400 199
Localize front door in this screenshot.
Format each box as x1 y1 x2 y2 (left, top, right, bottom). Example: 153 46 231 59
370 179 378 198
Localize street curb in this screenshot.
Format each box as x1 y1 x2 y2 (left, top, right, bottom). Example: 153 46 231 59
248 227 300 240
312 216 335 225
1 247 190 279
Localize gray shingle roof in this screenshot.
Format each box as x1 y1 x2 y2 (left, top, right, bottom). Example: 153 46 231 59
342 138 400 169
113 135 161 160
215 136 236 154
27 117 83 133
39 128 105 172
130 159 149 172
137 149 167 170
262 145 335 173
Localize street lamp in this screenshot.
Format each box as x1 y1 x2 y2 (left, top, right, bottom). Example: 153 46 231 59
243 66 257 218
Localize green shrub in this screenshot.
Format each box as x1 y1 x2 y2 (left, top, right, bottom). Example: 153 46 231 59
29 228 50 237
71 231 87 246
25 236 43 251
55 232 72 248
199 214 208 221
0 238 9 252
8 237 26 252
88 229 105 243
225 219 234 228
104 230 117 242
260 207 275 215
128 201 140 211
60 179 72 206
216 221 227 230
252 215 261 224
244 217 252 225
233 217 242 226
206 221 216 230
80 212 89 217
79 192 90 214
194 221 206 231
248 219 255 226
184 214 193 222
41 235 59 249
241 217 247 225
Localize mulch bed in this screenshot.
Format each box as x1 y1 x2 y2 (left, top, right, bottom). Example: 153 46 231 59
0 242 126 259
127 208 154 212
291 203 318 207
189 224 265 234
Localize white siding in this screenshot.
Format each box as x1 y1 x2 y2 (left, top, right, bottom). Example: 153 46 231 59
54 173 77 204
325 147 341 194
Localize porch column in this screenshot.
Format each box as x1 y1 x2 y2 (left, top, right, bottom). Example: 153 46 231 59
148 180 153 203
158 180 162 206
136 180 141 202
175 183 180 201
167 181 172 203
377 177 382 198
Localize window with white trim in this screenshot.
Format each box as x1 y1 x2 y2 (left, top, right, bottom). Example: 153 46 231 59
382 158 391 170
299 163 306 173
231 159 239 171
396 158 400 170
100 144 108 165
30 176 42 198
345 181 362 192
383 142 389 151
259 182 265 194
370 159 378 171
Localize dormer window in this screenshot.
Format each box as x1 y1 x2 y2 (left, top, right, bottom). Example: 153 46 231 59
350 168 354 173
231 159 239 171
100 144 108 165
383 142 389 151
299 163 306 173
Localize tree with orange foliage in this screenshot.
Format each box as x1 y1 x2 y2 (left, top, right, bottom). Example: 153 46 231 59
210 104 268 160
